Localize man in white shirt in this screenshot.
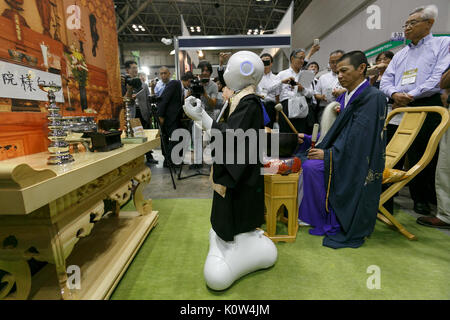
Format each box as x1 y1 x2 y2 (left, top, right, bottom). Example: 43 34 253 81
257 53 280 128
271 49 315 133
314 50 347 122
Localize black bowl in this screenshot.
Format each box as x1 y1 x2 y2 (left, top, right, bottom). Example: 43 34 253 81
266 132 298 158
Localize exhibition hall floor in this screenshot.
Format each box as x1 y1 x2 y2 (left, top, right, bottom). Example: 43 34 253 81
110 150 450 300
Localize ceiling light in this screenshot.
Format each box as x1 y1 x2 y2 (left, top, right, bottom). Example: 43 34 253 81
132 24 137 28
198 50 204 58
170 50 175 55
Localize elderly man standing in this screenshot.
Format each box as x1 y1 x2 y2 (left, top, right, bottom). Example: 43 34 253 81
150 66 171 97
380 5 450 216
268 49 315 133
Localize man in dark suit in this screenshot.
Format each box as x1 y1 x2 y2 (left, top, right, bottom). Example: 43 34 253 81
156 72 194 167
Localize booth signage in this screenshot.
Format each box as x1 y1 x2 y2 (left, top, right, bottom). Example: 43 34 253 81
365 34 449 58
0 61 64 102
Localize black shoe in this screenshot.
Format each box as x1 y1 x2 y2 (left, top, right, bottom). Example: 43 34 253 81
413 202 431 215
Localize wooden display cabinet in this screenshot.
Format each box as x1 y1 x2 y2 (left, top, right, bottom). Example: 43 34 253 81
0 130 160 300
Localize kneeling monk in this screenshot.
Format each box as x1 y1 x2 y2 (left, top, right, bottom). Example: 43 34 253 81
298 51 387 249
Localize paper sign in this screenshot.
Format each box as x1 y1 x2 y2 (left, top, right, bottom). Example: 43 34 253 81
0 61 64 102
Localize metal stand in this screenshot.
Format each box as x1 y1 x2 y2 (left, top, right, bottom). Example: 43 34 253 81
39 84 74 165
176 125 210 180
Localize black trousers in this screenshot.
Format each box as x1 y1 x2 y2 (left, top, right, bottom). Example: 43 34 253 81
136 107 155 161
161 121 179 165
407 94 443 205
278 99 308 134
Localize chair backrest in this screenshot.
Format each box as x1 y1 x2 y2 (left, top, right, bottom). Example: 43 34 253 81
385 107 449 174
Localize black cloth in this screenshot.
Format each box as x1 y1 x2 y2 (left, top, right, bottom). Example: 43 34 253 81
278 99 308 134
157 80 185 164
318 85 387 248
406 93 443 205
210 94 265 241
156 80 184 129
263 100 277 129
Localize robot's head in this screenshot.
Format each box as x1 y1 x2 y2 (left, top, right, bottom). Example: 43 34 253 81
223 51 264 91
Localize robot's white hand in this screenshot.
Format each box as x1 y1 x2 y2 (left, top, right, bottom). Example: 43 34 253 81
183 96 213 130
183 96 202 122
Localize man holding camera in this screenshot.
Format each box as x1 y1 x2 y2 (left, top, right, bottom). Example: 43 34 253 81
121 60 158 164
197 61 219 119
272 49 315 133
156 71 194 168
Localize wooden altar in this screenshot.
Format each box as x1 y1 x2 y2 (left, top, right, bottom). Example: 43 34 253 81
0 130 160 300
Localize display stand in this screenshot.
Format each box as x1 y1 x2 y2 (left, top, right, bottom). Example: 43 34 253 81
0 130 160 300
263 171 301 243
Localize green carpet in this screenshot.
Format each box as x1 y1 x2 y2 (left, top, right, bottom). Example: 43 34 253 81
111 199 450 300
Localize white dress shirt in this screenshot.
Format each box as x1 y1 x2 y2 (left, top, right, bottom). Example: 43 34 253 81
314 71 344 107
257 71 281 103
268 67 314 103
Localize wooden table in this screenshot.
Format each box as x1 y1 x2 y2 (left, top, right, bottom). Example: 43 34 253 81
0 130 160 300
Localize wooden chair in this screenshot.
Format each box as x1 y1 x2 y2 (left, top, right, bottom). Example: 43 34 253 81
378 106 449 240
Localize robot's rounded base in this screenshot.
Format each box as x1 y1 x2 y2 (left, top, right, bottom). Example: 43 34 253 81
203 228 278 291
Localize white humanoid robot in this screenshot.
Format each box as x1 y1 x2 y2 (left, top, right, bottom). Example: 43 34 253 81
184 51 278 291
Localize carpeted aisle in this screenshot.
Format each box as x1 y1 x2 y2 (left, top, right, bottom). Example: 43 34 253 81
111 199 450 300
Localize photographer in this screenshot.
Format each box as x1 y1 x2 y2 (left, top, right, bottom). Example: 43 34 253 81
121 61 157 164
197 61 219 120
156 71 194 168
266 49 314 133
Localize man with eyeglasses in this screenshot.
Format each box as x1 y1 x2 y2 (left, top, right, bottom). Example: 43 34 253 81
257 53 281 128
380 5 450 216
265 49 315 133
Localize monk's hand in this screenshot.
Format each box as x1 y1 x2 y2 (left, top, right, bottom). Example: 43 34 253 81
298 133 305 144
308 148 324 160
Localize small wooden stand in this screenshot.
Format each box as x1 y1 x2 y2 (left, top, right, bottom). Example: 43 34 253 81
264 171 301 243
